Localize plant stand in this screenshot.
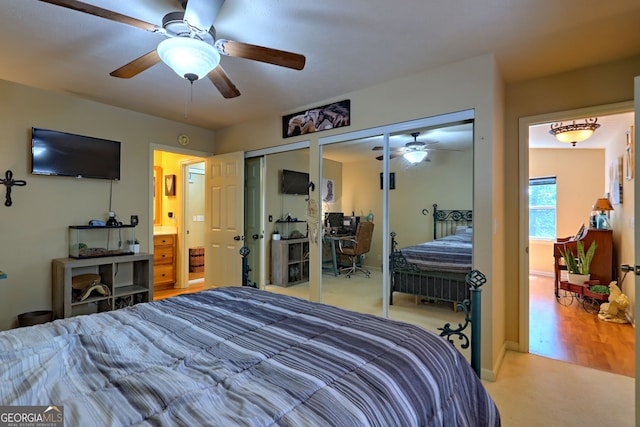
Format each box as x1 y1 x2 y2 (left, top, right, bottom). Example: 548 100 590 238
556 280 609 314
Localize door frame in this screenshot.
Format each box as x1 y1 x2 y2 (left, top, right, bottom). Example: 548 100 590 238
517 100 634 352
149 143 211 289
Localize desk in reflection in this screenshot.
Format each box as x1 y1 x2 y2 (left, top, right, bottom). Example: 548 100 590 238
322 234 355 276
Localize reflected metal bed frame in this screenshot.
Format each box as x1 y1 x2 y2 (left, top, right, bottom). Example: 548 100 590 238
390 203 473 307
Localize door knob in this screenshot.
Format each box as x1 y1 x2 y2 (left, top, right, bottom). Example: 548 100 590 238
233 235 242 241
252 234 259 240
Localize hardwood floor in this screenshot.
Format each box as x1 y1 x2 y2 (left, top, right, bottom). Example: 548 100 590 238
529 274 635 377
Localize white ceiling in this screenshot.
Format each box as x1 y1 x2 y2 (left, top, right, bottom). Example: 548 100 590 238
1 1 640 131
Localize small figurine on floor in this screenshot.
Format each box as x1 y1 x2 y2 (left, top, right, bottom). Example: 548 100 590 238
598 281 629 323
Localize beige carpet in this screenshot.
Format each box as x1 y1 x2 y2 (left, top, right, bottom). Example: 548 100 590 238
266 269 636 426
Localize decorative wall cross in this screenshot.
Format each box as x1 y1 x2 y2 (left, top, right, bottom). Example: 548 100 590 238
0 170 27 206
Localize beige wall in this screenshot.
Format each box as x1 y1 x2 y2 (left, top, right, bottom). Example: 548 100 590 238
603 118 635 322
505 55 640 346
0 79 215 330
528 149 605 274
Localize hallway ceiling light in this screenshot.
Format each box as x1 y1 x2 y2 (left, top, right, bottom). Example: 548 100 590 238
549 118 600 146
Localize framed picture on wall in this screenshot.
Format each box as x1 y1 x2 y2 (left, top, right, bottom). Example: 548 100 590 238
380 172 395 190
165 174 176 196
322 179 334 202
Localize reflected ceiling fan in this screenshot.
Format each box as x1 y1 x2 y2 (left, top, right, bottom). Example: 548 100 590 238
38 0 306 99
372 132 441 162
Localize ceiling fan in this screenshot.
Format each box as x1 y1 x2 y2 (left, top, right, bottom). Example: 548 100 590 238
372 132 440 162
38 0 306 99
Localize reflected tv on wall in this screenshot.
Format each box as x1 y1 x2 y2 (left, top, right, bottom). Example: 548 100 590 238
281 169 309 195
31 127 121 180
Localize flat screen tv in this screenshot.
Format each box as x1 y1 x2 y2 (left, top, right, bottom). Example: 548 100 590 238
31 127 121 180
281 169 309 195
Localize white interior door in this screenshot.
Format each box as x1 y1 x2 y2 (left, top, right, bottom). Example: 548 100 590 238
205 151 245 287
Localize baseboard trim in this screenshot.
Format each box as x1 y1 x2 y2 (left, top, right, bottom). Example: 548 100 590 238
481 341 510 382
529 270 553 277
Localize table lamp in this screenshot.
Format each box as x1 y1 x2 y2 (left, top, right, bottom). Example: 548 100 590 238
592 197 614 230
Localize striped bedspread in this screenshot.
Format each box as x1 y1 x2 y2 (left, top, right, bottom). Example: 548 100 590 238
0 287 499 426
400 233 472 274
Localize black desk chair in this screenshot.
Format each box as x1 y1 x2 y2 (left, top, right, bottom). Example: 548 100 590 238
337 221 374 278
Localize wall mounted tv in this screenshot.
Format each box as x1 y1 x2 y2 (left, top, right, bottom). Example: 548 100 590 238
31 127 121 180
281 169 309 195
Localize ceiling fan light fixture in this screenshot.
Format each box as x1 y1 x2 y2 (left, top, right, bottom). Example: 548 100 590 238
549 118 600 146
403 150 428 164
157 37 220 82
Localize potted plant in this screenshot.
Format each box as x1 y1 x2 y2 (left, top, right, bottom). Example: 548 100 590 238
558 240 597 285
127 239 140 253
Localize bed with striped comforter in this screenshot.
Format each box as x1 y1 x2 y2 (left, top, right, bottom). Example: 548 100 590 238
0 287 499 426
399 232 472 274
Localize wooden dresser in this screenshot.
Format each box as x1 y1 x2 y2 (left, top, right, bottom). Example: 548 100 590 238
553 228 613 297
154 234 176 289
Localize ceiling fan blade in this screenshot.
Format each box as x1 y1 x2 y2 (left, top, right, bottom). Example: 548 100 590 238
38 0 160 32
426 147 464 152
184 0 225 32
208 65 241 99
372 146 404 152
217 40 306 70
375 153 401 161
110 50 161 79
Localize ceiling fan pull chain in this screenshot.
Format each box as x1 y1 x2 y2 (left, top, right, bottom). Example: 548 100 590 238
184 81 190 118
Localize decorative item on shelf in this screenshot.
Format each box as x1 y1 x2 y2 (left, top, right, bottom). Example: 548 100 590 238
127 239 140 253
592 197 614 230
549 117 600 146
559 240 597 285
593 197 614 228
272 229 281 241
106 211 119 227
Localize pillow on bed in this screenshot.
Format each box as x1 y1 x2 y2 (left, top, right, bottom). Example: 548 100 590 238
455 225 473 234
